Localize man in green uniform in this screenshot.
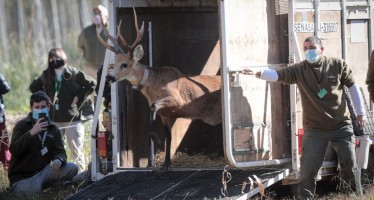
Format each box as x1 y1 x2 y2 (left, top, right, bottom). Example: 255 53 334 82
243 36 366 199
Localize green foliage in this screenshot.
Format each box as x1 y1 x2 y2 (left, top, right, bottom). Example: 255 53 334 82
0 31 84 114
1 39 40 113
62 30 85 71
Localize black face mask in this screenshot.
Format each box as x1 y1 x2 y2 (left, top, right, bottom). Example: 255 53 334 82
49 59 64 69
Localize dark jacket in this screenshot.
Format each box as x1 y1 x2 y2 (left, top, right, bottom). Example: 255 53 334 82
78 24 108 69
29 66 96 122
0 73 10 122
8 113 67 186
277 56 354 131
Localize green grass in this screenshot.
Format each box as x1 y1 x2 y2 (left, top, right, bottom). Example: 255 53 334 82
1 30 84 114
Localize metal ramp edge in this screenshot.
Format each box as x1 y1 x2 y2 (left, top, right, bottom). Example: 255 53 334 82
66 168 289 200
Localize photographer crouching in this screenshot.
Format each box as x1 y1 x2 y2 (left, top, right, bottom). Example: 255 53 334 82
7 91 78 196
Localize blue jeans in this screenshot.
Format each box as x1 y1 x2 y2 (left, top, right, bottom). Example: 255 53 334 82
12 163 78 196
298 125 358 199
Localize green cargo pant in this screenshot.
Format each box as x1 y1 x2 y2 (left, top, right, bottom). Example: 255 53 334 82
298 125 358 199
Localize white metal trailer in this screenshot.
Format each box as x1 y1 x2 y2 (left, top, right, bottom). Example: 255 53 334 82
80 0 374 199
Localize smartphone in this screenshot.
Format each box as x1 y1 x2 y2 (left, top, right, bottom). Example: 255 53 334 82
38 113 49 124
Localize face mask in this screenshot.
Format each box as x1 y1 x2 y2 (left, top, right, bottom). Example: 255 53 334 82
32 108 49 120
93 14 102 25
305 49 319 63
50 59 64 69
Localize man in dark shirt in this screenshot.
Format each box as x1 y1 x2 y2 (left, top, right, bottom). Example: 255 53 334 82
8 91 78 196
243 36 365 199
78 5 109 80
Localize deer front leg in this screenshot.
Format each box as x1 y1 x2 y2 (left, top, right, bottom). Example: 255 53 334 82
161 126 172 171
150 96 179 120
159 117 176 171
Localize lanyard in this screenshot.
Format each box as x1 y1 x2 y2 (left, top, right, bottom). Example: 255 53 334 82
54 78 62 95
38 131 47 147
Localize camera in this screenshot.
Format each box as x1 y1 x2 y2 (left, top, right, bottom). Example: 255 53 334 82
38 113 50 124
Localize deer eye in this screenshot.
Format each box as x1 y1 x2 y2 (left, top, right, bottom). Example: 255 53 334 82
120 63 128 69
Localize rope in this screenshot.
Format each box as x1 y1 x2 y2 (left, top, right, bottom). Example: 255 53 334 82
221 165 232 197
56 95 91 132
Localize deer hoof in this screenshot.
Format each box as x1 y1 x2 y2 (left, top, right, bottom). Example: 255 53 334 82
160 161 172 171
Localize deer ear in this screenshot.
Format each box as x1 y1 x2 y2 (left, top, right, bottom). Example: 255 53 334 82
133 45 144 62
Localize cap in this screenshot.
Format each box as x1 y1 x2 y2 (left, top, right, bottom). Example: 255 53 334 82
30 91 52 106
93 5 108 17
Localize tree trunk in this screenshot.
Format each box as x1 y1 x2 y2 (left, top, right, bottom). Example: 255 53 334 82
17 0 27 47
51 0 62 47
0 0 9 61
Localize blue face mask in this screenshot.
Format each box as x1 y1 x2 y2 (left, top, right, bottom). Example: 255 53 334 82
32 108 49 120
305 49 319 63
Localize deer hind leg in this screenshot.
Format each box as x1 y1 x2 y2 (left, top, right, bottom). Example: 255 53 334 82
150 96 179 120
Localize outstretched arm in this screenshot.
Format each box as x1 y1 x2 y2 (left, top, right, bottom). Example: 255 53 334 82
348 84 366 129
242 69 279 82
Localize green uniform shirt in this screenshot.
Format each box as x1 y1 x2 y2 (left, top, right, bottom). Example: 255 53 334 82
78 24 108 69
276 56 355 131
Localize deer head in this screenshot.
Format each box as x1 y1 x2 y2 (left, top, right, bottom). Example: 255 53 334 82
97 8 145 84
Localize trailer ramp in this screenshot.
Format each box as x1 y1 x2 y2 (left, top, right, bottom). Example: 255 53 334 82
66 168 289 200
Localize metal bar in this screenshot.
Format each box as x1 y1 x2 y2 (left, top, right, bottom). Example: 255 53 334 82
288 0 301 172
369 0 373 110
91 0 118 181
235 169 290 200
342 0 347 59
314 0 320 37
110 0 120 176
227 64 286 73
115 167 223 172
369 0 373 57
148 21 155 166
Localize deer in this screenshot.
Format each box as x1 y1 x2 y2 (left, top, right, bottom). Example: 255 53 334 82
96 9 222 170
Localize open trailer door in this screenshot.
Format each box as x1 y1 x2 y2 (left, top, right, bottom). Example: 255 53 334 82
219 1 291 168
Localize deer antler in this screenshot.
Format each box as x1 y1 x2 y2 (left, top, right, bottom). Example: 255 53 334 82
117 20 131 52
130 8 145 49
96 16 123 53
118 8 144 54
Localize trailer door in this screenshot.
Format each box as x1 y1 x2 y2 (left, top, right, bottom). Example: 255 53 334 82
219 0 291 168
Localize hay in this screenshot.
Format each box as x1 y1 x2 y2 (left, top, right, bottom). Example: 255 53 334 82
153 151 226 168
